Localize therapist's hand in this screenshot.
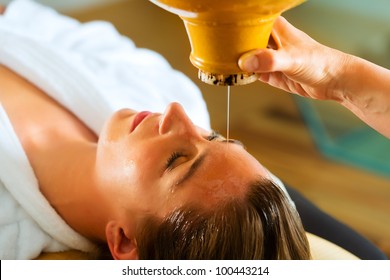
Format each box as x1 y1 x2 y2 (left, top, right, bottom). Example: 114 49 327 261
0 6 5 14
239 16 390 139
238 16 349 103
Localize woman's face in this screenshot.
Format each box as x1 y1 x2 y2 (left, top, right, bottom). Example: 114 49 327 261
96 102 270 223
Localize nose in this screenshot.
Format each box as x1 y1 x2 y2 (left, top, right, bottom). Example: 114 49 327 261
159 102 199 136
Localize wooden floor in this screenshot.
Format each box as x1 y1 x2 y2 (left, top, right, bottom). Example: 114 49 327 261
71 0 390 258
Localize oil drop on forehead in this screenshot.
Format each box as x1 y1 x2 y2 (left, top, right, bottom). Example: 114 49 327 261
226 85 231 142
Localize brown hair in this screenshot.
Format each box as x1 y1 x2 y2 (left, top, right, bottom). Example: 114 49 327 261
134 179 311 259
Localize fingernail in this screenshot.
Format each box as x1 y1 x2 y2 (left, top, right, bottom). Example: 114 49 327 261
239 53 259 72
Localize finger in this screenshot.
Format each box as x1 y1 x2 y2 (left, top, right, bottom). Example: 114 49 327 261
272 16 300 42
238 48 292 73
269 17 289 49
239 49 272 72
269 29 282 50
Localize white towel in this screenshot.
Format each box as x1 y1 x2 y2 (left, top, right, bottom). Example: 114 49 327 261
0 106 97 259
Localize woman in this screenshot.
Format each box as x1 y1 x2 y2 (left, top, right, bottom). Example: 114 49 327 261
0 0 310 260
0 0 385 260
1 59 308 260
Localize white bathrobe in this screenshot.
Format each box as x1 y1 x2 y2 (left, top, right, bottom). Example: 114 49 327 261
0 0 290 259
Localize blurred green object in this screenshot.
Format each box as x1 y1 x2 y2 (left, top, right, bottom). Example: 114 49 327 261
294 96 390 177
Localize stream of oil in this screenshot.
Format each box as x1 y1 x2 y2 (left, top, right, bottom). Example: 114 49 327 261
226 85 231 142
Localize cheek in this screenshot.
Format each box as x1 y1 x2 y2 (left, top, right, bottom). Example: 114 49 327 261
96 140 137 188
97 137 165 189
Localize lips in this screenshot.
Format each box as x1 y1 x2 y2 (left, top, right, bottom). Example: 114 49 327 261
130 111 152 132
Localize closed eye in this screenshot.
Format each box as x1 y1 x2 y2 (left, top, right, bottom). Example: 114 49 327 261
165 151 185 171
165 131 220 171
166 131 244 171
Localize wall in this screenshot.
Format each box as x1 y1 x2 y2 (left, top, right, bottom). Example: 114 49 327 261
285 0 390 68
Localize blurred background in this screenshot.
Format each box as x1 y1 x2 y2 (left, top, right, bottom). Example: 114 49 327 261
1 0 389 257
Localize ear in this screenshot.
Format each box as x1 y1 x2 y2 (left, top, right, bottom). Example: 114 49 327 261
105 221 139 260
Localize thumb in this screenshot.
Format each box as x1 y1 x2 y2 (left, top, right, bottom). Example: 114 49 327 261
238 48 290 73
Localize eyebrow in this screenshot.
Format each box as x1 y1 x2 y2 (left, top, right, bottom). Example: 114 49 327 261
211 130 245 148
221 138 245 148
